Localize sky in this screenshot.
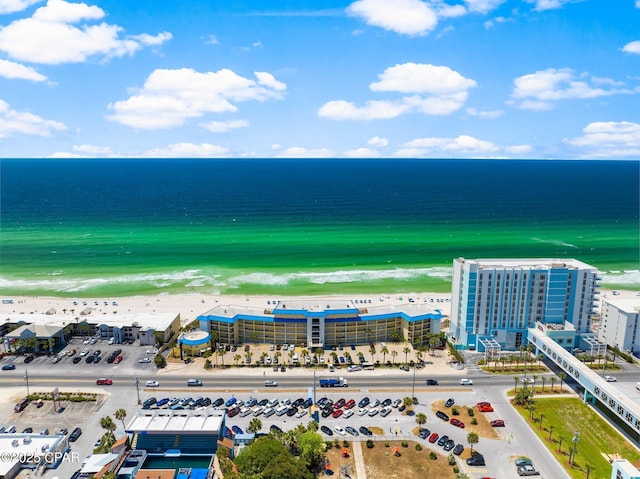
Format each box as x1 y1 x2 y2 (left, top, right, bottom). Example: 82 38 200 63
0 0 639 159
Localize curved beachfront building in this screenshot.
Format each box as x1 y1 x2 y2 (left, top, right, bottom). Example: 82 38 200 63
197 298 444 349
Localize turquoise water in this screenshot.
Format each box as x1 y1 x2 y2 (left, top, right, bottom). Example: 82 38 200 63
1 159 638 296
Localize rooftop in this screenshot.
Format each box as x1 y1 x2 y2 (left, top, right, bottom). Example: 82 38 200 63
126 409 225 434
458 257 597 271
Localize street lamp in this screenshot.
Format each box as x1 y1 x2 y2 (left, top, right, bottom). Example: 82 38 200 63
312 369 317 406
569 431 580 466
24 369 30 397
411 363 417 402
135 377 141 404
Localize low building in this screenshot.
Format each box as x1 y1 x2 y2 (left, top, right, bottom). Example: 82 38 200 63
611 459 640 479
0 433 68 479
197 299 443 348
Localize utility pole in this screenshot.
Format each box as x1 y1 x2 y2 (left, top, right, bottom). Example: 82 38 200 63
135 377 141 404
411 363 416 401
24 370 30 396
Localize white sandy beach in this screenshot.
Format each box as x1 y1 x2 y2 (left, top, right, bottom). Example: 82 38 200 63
0 292 455 325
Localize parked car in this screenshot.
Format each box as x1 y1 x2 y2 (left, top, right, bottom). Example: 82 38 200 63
517 464 540 476
320 425 333 436
436 410 449 421
359 426 373 436
428 433 439 443
418 428 430 439
450 418 465 428
2 364 16 370
453 444 464 456
443 439 455 451
466 454 485 466
358 397 370 408
345 426 359 436
515 457 533 467
69 427 82 441
490 419 505 427
333 426 346 436
437 435 449 447
445 398 455 407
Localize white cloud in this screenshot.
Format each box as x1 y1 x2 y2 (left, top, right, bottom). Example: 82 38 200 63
346 0 437 36
466 107 504 119
200 119 249 133
142 142 229 158
402 134 499 153
637 0 640 7
367 136 388 147
0 0 172 64
342 147 380 158
464 0 506 14
0 58 46 81
0 99 66 138
505 144 533 154
370 63 476 94
525 0 570 11
510 68 636 110
563 121 640 158
107 67 286 129
433 2 466 18
274 146 334 158
0 0 40 14
202 34 219 45
73 144 113 155
622 40 640 55
318 99 410 120
484 15 508 29
320 63 475 120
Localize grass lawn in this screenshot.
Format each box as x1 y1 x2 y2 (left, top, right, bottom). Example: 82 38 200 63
514 397 640 479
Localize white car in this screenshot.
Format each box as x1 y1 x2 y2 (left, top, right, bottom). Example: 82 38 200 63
604 375 617 382
264 380 278 387
367 407 379 417
357 408 368 416
334 426 346 436
80 348 89 356
342 409 354 419
295 409 308 418
392 398 402 408
145 380 159 387
139 357 152 363
522 377 535 384
459 378 473 385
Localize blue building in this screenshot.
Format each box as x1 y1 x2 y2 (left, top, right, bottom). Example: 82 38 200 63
450 258 600 351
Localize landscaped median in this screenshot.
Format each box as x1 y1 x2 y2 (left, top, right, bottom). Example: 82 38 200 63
513 397 640 479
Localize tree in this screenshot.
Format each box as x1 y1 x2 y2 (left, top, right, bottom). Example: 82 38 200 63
154 353 166 368
100 416 116 435
234 354 241 366
541 376 546 392
369 346 376 363
403 346 411 364
513 376 519 391
306 420 318 432
391 350 398 365
247 418 262 434
297 430 324 470
262 453 314 479
415 412 427 426
558 372 567 392
548 424 555 441
550 376 556 392
381 346 389 364
114 409 127 431
103 472 117 479
235 438 288 477
467 432 479 453
402 396 414 413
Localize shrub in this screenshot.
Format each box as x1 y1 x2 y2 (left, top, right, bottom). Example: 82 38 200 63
343 440 349 448
453 466 459 473
325 441 333 450
467 408 474 416
415 444 422 451
366 440 374 449
385 442 389 447
471 418 478 425
448 453 456 465
401 441 408 448
429 452 437 460
333 439 340 448
451 406 459 416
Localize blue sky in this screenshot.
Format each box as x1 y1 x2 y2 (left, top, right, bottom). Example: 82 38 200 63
0 0 639 158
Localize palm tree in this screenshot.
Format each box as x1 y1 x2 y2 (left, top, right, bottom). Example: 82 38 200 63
314 347 323 360
415 348 423 364
513 376 519 391
301 349 309 361
540 376 546 392
114 409 127 431
344 351 351 364
402 396 413 413
282 429 297 452
247 418 262 434
391 350 398 365
100 416 117 435
466 432 479 453
415 413 427 426
403 346 411 364
219 349 226 366
245 351 253 364
548 424 555 441
233 354 241 366
288 351 295 363
307 420 318 432
558 372 567 392
531 375 538 397
550 376 556 392
381 346 389 364
369 346 376 363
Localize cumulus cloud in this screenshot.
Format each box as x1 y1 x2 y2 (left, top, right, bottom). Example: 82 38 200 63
622 40 640 54
525 0 570 10
466 107 504 119
0 0 40 14
0 99 66 138
505 144 533 154
142 142 229 158
563 121 640 158
107 67 286 129
200 119 249 133
0 58 47 81
510 68 636 110
319 63 475 120
346 0 438 36
464 0 506 14
274 146 334 158
342 147 381 158
401 134 499 154
367 136 388 147
0 0 172 64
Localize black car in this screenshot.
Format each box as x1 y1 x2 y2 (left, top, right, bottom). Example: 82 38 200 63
345 426 359 436
244 345 250 352
94 356 102 363
24 355 35 363
443 440 455 451
21 427 33 433
426 379 438 386
466 454 485 466
437 435 449 446
85 355 94 363
69 427 82 442
359 426 373 436
143 397 157 408
321 409 333 418
317 397 329 407
358 397 370 408
445 398 455 407
72 357 82 364
106 356 115 364
258 399 269 407
453 444 464 456
292 398 305 407
381 398 392 407
202 398 212 407
418 428 430 439
303 398 313 408
93 350 101 356
320 425 333 436
270 425 283 434
286 407 298 417
113 349 122 356
212 398 225 408
436 410 449 421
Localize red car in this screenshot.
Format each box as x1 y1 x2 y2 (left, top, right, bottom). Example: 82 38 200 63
113 355 123 364
450 418 465 428
96 378 112 385
477 401 491 407
490 419 505 427
478 405 494 412
334 398 346 409
428 433 439 443
344 399 356 410
332 409 343 418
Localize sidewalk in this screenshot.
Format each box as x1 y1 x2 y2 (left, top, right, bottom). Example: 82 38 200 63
351 440 367 479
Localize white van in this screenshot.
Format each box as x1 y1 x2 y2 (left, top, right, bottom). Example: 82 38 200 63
263 407 275 417
276 405 289 416
292 354 299 364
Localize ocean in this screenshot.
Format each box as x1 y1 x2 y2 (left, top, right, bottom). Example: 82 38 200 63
0 159 638 297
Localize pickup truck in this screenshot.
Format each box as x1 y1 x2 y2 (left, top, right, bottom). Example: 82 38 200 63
319 377 348 387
